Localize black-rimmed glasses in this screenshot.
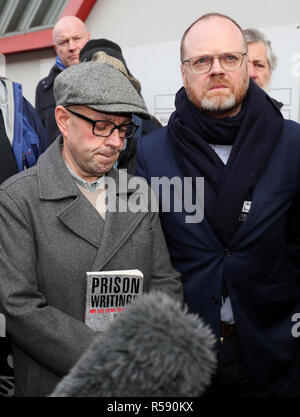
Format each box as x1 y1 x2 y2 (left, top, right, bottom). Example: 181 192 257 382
182 52 248 74
66 108 138 140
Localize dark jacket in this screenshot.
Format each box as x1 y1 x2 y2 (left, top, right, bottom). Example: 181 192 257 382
272 97 284 110
118 117 162 174
136 120 300 396
35 64 62 142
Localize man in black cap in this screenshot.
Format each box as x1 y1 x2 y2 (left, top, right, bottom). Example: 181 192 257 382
79 38 162 174
0 62 182 397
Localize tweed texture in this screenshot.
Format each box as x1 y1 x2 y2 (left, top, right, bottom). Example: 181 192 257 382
92 51 129 77
79 38 142 94
51 292 216 397
80 39 127 67
0 139 182 396
53 62 150 119
91 51 142 93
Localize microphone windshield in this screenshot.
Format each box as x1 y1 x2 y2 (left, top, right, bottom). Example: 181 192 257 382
51 291 216 397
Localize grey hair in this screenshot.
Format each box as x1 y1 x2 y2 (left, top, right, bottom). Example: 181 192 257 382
243 28 278 71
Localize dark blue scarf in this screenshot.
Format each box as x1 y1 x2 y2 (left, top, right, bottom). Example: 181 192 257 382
168 79 284 244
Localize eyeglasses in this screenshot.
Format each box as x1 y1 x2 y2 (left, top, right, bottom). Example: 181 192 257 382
66 108 138 140
182 52 248 74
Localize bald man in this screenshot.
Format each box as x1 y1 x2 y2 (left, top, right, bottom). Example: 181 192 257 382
35 16 90 141
136 12 300 396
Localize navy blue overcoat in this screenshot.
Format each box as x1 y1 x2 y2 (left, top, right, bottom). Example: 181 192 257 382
136 121 300 396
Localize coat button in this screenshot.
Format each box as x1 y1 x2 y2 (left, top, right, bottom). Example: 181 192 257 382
224 248 232 256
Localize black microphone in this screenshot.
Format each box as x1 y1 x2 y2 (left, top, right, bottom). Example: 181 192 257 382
51 292 217 397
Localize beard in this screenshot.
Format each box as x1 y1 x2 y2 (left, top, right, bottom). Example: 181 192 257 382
185 70 249 117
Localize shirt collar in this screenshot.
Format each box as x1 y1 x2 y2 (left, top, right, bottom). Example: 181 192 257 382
64 162 105 192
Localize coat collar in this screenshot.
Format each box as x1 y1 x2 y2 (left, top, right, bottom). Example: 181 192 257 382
40 64 62 91
37 137 148 259
37 137 139 200
37 137 79 200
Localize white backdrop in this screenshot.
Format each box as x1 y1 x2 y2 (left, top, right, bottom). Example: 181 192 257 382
264 24 300 121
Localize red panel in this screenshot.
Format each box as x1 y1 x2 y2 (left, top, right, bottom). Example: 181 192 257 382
0 29 53 55
61 0 97 21
0 0 97 55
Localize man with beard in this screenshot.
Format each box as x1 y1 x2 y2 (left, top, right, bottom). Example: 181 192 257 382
136 13 300 396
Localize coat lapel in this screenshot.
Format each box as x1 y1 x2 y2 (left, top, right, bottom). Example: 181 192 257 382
229 173 270 246
37 138 104 248
91 169 148 270
37 141 152 268
57 196 104 248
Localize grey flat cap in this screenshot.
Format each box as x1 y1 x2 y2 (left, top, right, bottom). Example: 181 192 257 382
54 62 151 119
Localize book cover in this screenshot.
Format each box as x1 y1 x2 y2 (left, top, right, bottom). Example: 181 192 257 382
85 269 144 331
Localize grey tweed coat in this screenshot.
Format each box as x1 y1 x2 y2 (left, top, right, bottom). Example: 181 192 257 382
0 138 182 397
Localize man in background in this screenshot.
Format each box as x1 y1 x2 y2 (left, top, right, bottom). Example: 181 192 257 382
243 28 283 108
35 16 90 141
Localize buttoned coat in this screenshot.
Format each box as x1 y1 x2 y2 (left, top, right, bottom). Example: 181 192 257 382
136 120 300 396
0 138 182 397
35 64 61 142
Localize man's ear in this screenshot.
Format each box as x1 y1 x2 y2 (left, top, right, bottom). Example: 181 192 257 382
181 63 187 89
55 106 70 138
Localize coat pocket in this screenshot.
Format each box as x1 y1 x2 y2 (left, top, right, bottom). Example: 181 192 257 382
131 227 154 247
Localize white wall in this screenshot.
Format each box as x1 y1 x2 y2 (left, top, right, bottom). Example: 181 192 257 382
3 0 300 107
87 0 300 46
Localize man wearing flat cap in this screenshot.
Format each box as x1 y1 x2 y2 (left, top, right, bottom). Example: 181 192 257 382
79 38 162 174
0 62 182 397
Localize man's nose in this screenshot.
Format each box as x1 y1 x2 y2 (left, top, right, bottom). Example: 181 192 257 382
105 128 125 149
68 39 77 50
248 62 257 79
209 57 225 75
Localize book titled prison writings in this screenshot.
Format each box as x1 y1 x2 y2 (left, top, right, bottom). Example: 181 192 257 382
85 269 144 332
